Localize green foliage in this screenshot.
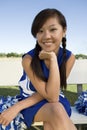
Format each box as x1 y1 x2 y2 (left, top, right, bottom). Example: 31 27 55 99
75 54 87 59
0 52 87 59
0 52 23 57
0 53 6 57
8 52 23 57
0 86 20 96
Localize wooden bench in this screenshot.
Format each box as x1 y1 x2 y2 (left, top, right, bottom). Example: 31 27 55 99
67 60 87 130
0 59 87 129
70 107 87 130
32 60 87 130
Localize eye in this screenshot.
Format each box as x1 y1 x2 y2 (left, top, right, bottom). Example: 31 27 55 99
50 28 57 32
38 29 43 33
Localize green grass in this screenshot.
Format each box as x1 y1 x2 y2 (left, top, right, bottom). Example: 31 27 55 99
0 84 87 105
64 84 87 105
67 84 87 92
0 85 87 130
0 85 78 105
0 86 20 96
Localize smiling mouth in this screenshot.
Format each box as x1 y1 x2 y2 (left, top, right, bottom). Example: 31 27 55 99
43 42 53 46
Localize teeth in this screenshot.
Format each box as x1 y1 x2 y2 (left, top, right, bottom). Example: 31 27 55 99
44 42 52 45
45 42 52 44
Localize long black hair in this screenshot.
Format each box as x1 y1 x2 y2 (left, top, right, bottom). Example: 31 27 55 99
31 8 67 89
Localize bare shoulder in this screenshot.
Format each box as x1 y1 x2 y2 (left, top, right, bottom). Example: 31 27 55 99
22 54 32 68
68 53 75 64
21 54 46 97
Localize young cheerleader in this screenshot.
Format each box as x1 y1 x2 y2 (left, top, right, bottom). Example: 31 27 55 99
0 8 77 130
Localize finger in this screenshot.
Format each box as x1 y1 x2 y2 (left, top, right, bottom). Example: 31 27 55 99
0 115 3 123
0 118 4 125
3 120 10 126
0 117 9 126
1 120 7 126
0 115 7 124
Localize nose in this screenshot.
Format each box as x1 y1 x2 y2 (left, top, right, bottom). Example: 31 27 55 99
43 30 51 39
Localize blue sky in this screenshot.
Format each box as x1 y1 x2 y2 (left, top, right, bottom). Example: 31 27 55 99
0 0 87 54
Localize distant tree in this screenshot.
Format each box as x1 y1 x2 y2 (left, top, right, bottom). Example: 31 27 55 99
7 52 19 57
0 52 87 59
0 52 23 57
0 53 6 57
75 54 87 59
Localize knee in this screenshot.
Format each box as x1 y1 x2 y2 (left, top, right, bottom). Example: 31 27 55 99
49 102 64 119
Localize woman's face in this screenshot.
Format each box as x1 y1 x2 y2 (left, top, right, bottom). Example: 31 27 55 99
36 17 66 54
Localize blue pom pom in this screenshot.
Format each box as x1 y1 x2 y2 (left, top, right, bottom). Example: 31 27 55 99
0 96 27 130
75 91 87 116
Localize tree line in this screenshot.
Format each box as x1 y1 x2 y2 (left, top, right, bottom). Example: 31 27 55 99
75 54 87 59
0 52 87 59
0 52 23 58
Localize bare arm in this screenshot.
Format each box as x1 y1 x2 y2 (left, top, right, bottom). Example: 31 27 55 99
39 50 60 101
0 92 44 126
0 51 60 126
20 52 75 105
22 51 60 102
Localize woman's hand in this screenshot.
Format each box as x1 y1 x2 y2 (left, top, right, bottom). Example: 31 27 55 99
39 50 56 60
0 104 20 126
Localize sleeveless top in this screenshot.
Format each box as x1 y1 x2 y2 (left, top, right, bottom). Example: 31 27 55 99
18 47 72 98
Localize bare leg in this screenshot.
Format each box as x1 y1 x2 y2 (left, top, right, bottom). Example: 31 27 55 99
34 102 77 130
43 122 53 130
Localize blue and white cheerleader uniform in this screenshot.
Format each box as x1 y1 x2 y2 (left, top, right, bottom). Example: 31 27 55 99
0 47 72 130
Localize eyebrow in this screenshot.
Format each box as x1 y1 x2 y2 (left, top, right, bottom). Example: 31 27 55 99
41 24 57 29
49 24 56 27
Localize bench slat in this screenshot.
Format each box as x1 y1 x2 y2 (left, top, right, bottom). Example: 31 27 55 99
70 107 87 124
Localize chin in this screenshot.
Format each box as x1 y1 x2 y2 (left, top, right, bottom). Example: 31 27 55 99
43 48 53 52
44 49 52 52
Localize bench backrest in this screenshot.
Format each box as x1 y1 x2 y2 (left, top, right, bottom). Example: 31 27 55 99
67 59 87 84
0 58 87 86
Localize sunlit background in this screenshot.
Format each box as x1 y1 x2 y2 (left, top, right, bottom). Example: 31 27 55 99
0 0 87 54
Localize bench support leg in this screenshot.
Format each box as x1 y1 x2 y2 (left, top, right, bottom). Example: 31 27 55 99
33 126 41 130
77 84 83 95
78 124 82 130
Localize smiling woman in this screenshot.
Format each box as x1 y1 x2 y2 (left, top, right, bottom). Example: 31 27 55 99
36 17 66 53
0 8 77 130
